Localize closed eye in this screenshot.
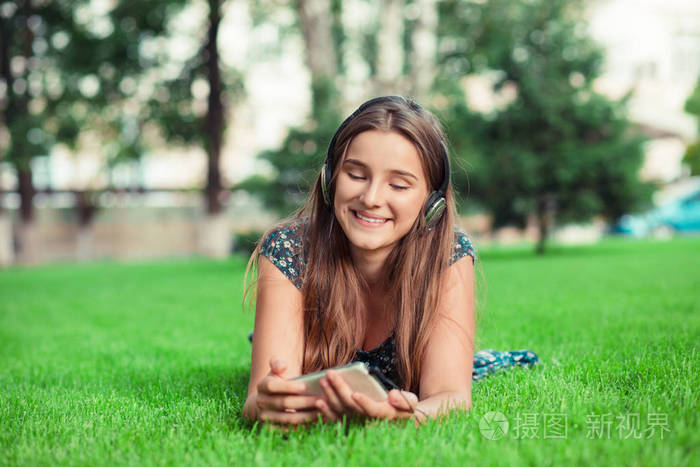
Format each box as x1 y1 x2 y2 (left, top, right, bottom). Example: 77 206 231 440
348 173 365 180
391 184 409 191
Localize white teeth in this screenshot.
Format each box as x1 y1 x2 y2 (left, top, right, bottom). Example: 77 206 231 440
355 212 387 223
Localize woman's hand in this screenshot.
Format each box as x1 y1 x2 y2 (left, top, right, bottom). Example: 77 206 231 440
315 369 419 423
249 358 323 426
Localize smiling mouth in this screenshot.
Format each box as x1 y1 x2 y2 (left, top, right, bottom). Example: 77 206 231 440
352 210 389 224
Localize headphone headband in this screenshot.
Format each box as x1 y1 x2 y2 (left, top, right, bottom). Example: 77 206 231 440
322 96 450 230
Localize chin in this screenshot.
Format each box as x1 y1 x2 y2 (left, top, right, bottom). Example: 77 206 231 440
347 233 396 254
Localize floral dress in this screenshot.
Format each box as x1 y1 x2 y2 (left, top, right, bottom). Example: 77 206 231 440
254 218 538 389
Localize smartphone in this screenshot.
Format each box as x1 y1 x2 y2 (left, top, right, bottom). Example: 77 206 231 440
291 362 388 402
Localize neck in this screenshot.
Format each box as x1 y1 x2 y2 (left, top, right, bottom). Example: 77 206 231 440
350 247 390 288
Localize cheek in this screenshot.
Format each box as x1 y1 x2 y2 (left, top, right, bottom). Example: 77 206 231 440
395 196 425 222
332 180 361 214
332 179 352 203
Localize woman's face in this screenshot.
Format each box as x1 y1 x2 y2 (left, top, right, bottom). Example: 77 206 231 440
333 129 430 261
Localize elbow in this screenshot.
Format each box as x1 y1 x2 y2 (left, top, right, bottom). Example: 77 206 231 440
446 390 472 413
464 394 473 412
456 390 472 412
421 390 472 416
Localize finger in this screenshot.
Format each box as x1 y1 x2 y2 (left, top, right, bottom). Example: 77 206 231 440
258 408 322 426
326 371 365 415
315 399 340 423
388 390 418 412
352 392 394 419
319 377 345 414
259 375 306 395
256 393 322 411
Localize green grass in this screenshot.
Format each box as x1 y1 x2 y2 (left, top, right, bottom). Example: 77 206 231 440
1 237 699 466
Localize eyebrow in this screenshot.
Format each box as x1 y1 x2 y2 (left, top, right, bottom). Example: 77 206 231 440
343 158 419 181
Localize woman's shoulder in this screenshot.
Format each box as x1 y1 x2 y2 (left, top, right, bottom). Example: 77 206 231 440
449 227 477 266
260 218 305 247
259 218 307 289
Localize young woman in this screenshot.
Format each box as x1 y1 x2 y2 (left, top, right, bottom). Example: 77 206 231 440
243 96 477 425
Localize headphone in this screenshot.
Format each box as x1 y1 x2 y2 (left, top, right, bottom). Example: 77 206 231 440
320 96 450 231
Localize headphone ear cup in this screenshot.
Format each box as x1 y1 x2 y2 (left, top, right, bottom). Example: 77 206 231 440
424 191 447 230
321 162 332 205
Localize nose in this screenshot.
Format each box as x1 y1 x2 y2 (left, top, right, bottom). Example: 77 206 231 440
359 179 383 207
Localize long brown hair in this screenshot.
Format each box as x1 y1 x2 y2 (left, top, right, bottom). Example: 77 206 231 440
247 96 460 394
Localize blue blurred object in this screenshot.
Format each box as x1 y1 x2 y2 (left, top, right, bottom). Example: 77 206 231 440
613 182 700 237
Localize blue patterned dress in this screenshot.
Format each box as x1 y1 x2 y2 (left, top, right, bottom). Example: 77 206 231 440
254 218 538 389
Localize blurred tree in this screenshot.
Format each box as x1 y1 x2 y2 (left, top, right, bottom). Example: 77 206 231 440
298 0 338 81
238 0 343 216
436 0 653 253
0 0 190 221
239 0 441 216
374 0 404 95
0 0 62 223
1 0 244 259
0 0 198 261
408 0 438 100
683 77 700 175
0 0 242 262
239 78 341 216
684 142 700 175
145 0 244 216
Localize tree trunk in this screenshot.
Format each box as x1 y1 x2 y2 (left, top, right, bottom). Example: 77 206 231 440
2 3 36 224
535 213 547 255
75 191 98 261
198 0 232 258
297 0 338 82
15 221 36 264
375 0 404 95
0 210 14 267
197 213 232 259
0 5 11 144
536 193 555 255
409 0 437 100
205 0 224 215
17 167 35 223
0 167 9 266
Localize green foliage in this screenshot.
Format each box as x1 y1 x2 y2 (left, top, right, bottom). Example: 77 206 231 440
238 78 342 216
1 238 699 464
0 0 188 220
684 76 700 127
436 0 653 245
428 76 487 209
1 0 79 167
232 230 263 256
684 76 700 175
1 0 244 187
684 142 700 176
330 0 347 75
145 57 244 149
2 0 186 160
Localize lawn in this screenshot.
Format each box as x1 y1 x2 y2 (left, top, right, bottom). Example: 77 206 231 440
1 237 698 466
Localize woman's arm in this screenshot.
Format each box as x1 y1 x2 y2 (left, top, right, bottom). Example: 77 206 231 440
243 256 322 424
415 255 475 418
